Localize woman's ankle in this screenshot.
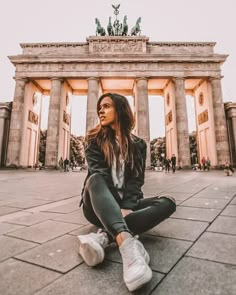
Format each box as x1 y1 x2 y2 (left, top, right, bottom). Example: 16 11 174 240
116 231 133 246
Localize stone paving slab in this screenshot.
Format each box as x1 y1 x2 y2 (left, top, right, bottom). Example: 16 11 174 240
6 220 79 243
171 206 221 222
69 224 99 236
162 192 193 201
16 235 83 273
0 222 25 235
0 206 21 216
41 200 80 214
192 190 234 200
221 204 236 217
53 209 89 225
0 236 37 262
0 210 33 223
166 182 209 194
105 234 192 273
146 218 209 241
3 212 63 226
153 257 236 295
34 260 164 295
24 197 79 213
6 199 54 209
207 216 236 235
0 258 61 295
230 196 236 204
181 197 230 209
0 200 16 206
186 232 236 265
0 170 235 294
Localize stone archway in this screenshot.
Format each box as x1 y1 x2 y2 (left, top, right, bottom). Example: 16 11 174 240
6 36 230 168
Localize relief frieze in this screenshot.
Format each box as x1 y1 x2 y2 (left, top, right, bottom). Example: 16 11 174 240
28 110 38 125
16 62 219 74
91 40 143 53
198 110 208 125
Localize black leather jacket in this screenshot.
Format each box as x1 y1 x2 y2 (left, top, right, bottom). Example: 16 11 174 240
81 134 147 210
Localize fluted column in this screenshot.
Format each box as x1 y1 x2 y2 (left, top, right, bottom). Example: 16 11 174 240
6 78 28 166
210 77 230 165
0 117 5 164
86 78 99 132
232 117 236 153
135 78 151 167
174 77 191 167
45 78 63 167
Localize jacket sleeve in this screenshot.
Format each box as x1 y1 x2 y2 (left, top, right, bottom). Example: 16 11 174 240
121 140 147 210
85 140 111 181
85 140 122 201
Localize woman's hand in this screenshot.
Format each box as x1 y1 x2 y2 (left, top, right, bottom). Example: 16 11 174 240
121 209 133 217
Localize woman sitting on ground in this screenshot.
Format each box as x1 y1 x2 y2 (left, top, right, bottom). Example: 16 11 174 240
77 93 176 292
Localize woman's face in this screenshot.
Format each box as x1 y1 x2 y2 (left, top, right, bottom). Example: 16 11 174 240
98 96 117 129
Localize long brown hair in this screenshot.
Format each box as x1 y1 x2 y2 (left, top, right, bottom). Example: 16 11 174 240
86 93 142 175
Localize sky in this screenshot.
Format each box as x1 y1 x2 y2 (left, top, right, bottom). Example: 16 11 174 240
1 0 235 138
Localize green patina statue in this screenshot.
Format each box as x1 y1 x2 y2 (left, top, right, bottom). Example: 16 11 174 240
130 17 141 36
95 5 141 37
95 18 106 36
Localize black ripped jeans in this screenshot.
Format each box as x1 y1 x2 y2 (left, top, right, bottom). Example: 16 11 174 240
82 173 176 239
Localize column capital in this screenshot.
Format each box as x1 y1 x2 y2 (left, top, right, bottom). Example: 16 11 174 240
208 76 223 82
87 77 99 82
172 76 185 82
14 77 29 83
51 77 64 82
136 77 148 82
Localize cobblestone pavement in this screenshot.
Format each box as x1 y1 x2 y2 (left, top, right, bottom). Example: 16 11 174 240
0 169 235 295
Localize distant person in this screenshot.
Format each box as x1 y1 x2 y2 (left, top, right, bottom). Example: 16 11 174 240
77 93 176 292
171 154 176 173
59 157 64 172
164 158 171 173
201 156 206 171
206 157 211 171
64 158 70 172
224 161 234 176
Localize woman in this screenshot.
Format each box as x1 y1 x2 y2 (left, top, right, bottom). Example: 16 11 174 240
78 93 176 292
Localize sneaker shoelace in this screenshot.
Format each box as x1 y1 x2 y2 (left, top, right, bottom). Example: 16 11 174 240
123 238 142 267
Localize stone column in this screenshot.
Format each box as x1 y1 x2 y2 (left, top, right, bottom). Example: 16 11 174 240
210 77 230 165
6 78 28 167
45 78 63 167
135 78 151 167
174 77 191 167
0 117 5 164
86 78 99 133
232 117 236 154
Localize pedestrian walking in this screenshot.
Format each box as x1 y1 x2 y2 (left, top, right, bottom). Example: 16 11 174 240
171 154 176 173
58 157 64 172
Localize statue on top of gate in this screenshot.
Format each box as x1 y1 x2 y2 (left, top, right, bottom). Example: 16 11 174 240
94 4 142 37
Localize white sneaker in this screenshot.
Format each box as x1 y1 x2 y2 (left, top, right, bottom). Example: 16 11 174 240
77 232 109 266
119 237 152 292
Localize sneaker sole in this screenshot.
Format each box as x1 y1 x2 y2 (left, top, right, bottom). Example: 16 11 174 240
144 250 150 265
77 236 104 267
126 265 153 292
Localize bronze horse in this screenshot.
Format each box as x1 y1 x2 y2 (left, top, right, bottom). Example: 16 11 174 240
95 18 106 36
130 17 141 36
122 15 128 36
107 16 114 36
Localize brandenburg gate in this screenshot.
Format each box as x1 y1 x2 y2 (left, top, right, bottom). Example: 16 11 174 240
5 34 231 169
